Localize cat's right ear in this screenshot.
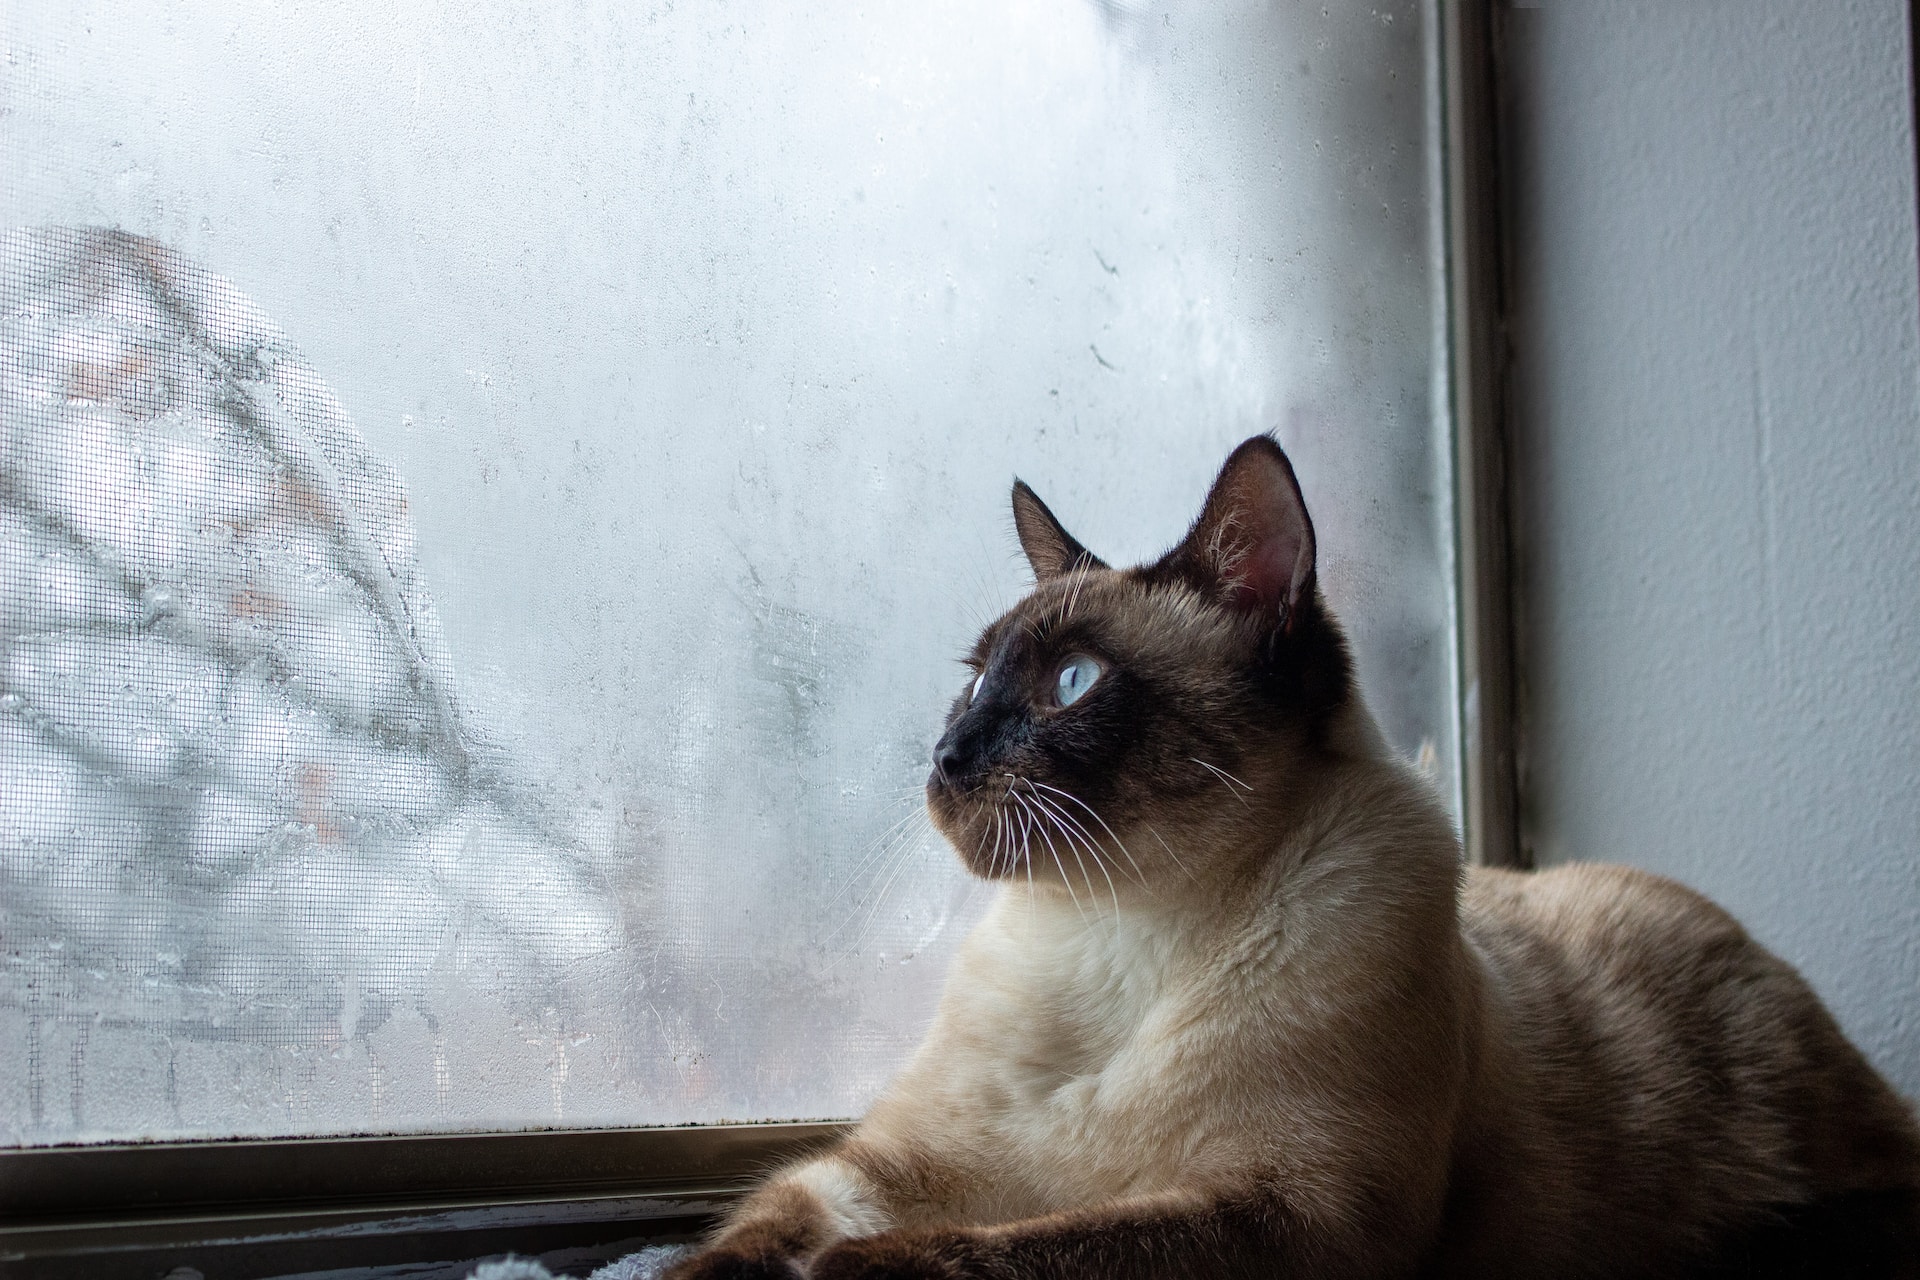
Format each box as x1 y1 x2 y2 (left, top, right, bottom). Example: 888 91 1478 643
1012 480 1107 582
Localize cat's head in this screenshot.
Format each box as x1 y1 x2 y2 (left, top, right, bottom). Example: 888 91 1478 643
925 435 1357 896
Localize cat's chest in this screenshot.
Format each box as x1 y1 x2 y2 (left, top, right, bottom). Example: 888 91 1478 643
933 900 1237 1198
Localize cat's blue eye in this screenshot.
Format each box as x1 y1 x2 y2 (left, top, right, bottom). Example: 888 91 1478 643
970 672 986 703
1054 654 1102 707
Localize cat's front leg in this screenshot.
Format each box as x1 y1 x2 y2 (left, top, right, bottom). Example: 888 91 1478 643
664 1155 898 1280
808 1186 1417 1280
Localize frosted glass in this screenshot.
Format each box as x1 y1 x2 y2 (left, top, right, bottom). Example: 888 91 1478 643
0 0 1453 1144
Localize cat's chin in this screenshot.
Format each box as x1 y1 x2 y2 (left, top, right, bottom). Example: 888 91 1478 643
923 778 1020 881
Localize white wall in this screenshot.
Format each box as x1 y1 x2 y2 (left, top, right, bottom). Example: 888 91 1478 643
1505 1 1920 1094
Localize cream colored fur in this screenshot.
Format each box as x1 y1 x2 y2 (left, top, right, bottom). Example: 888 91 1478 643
667 440 1919 1279
671 690 1918 1278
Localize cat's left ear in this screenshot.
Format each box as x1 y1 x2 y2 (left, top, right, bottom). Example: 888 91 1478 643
1012 480 1108 582
1166 434 1317 632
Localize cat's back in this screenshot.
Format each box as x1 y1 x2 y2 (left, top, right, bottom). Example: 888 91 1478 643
1464 861 1761 1013
1447 862 1920 1278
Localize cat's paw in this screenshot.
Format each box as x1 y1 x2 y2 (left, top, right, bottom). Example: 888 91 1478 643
658 1246 806 1280
808 1231 975 1280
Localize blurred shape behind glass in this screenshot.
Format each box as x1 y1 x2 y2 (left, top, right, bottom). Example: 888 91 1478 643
0 0 1453 1143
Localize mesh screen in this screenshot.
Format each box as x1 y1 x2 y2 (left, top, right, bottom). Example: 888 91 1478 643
1 0 1453 1144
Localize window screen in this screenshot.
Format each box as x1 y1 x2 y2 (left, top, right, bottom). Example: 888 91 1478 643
1 0 1455 1144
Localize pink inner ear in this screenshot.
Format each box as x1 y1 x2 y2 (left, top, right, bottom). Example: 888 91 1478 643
1175 435 1318 625
1214 459 1314 620
1228 520 1307 614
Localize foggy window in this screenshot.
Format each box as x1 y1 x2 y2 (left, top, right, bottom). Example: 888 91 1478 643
1 1 1454 1143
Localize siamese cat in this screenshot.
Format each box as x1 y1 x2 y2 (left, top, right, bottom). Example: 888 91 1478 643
666 436 1920 1279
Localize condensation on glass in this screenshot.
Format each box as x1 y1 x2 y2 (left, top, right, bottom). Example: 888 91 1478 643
0 1 1454 1144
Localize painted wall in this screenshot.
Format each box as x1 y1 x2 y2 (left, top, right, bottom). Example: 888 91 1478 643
1505 1 1920 1094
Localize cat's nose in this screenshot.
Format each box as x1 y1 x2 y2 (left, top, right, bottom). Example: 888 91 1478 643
933 721 986 786
932 739 965 785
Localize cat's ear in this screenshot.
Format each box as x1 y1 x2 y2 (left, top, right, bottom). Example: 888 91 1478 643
1012 479 1108 582
1167 435 1317 631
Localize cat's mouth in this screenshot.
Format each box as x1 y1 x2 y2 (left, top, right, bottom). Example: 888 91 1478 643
926 770 1021 880
928 771 1129 891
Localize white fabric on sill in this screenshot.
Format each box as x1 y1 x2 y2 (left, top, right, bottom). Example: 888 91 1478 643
466 1244 688 1280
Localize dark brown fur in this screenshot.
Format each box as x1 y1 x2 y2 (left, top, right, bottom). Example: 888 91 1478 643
667 437 1920 1280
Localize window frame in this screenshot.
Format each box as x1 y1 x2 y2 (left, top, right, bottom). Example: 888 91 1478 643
1442 0 1524 871
0 1122 848 1276
0 1 1516 1274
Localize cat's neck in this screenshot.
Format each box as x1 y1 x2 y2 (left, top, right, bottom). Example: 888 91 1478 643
999 696 1458 945
1183 695 1451 906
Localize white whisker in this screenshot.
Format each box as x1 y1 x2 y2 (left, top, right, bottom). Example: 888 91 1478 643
827 801 934 910
836 808 926 906
1016 789 1086 922
1027 779 1148 888
856 825 928 943
1145 822 1201 884
1029 780 1146 886
1191 757 1254 791
1027 788 1121 913
1191 757 1254 808
1063 554 1093 620
820 809 934 967
1022 807 1036 922
1035 790 1108 915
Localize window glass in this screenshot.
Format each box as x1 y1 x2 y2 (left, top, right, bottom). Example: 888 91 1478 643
1 0 1453 1143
